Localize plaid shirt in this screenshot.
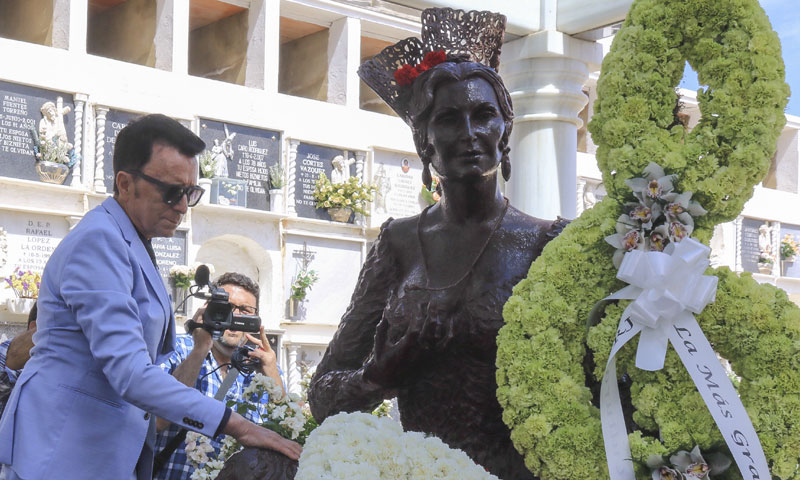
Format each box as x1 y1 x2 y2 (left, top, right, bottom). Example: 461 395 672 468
0 339 22 419
154 335 274 480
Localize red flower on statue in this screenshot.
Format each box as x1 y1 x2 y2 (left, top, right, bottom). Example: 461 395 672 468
393 50 447 86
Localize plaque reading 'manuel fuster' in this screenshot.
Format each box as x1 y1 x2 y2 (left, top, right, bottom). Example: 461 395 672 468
0 80 76 184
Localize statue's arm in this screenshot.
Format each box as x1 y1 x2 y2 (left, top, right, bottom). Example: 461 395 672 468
308 219 399 422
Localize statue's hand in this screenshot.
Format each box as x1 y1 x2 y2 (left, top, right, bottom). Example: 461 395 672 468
362 316 425 388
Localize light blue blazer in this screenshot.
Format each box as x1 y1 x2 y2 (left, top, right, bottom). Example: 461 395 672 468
0 198 226 479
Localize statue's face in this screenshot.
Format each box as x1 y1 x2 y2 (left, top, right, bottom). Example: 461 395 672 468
44 105 56 120
425 77 504 183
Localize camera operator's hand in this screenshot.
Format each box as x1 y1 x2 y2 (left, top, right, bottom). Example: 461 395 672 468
189 306 213 353
224 411 302 460
245 326 285 396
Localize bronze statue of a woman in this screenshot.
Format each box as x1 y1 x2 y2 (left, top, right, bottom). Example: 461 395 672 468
308 8 566 480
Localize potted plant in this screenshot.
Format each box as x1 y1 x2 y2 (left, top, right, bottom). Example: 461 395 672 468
268 163 285 213
289 269 318 319
312 173 377 223
757 253 774 274
780 234 799 276
197 150 216 205
29 129 78 185
3 267 41 314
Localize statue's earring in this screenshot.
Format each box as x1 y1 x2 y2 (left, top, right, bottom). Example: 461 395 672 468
501 147 511 182
422 162 433 190
421 144 435 189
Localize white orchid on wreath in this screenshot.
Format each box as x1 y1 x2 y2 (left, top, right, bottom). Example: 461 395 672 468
646 445 732 480
605 162 707 268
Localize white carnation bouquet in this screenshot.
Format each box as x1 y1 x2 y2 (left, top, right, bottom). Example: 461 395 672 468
296 412 498 480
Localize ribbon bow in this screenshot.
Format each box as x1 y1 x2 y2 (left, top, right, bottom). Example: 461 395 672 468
598 237 769 480
611 238 718 370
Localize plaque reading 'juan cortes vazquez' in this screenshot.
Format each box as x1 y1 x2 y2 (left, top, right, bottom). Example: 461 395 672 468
293 142 351 221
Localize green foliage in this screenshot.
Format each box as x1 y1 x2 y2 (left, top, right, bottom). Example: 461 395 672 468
268 163 285 189
290 269 318 301
497 0 798 478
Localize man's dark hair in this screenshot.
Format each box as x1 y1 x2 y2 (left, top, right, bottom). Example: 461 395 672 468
214 272 260 304
112 114 205 194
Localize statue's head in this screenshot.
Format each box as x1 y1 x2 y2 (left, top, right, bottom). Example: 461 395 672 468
406 60 513 178
332 155 345 170
40 102 57 120
358 8 510 187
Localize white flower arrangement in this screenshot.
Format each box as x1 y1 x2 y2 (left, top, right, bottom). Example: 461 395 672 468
295 412 498 480
169 263 215 289
186 374 317 480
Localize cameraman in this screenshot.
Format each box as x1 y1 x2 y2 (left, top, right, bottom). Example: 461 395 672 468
154 272 283 480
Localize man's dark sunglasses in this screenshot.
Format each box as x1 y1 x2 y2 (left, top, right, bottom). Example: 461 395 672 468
125 170 205 207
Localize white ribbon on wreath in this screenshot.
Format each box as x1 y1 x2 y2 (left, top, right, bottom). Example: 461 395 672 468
599 237 769 480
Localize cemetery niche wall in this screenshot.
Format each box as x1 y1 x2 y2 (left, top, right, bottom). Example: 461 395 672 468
0 81 78 185
99 108 141 193
199 119 281 211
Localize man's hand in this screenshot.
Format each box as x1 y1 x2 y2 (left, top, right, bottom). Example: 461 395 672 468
224 412 302 460
6 327 36 370
245 327 285 395
189 306 213 353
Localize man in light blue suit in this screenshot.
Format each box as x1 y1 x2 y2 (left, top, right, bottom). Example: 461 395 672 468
0 115 301 479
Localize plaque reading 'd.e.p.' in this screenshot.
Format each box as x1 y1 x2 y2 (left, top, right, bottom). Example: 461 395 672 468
293 143 351 221
101 109 142 193
739 217 764 274
371 149 426 226
199 119 281 211
0 80 76 184
0 211 69 281
151 230 188 286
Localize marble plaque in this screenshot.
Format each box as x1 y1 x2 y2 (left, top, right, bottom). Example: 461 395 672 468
199 119 281 211
371 149 426 225
739 217 764 274
780 224 800 278
151 230 188 285
0 212 69 281
0 81 76 184
284 235 363 323
100 109 141 192
293 143 350 221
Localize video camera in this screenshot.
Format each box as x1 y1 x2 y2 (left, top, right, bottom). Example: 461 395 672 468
183 264 261 339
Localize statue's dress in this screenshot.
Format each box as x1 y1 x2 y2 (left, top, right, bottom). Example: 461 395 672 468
309 206 566 480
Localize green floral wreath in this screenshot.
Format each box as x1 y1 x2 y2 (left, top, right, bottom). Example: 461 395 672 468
496 0 796 478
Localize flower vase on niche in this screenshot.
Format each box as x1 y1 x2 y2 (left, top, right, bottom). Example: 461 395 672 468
268 163 285 213
3 268 41 314
312 173 377 224
327 207 352 223
780 234 799 276
289 269 318 320
198 178 212 205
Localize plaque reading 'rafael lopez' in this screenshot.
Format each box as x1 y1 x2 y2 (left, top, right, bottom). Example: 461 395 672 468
199 119 281 211
0 80 76 184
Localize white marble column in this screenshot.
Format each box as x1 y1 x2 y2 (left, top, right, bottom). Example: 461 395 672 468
286 140 300 215
94 107 109 194
245 0 268 89
153 0 190 73
327 16 361 107
500 30 602 220
70 94 87 188
52 0 87 52
286 344 300 395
